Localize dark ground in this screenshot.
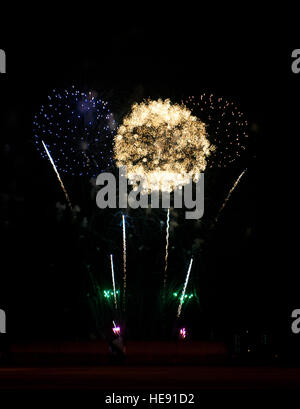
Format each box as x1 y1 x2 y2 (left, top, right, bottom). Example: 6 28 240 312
1 341 300 390
1 365 300 390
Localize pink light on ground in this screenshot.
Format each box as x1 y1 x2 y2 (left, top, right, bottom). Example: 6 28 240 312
112 321 121 336
179 328 187 339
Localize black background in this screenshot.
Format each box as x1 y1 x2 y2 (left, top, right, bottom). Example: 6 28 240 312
0 15 299 350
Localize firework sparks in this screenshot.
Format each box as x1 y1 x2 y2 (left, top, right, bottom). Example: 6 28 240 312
184 94 248 167
163 208 170 289
42 140 72 209
34 87 115 177
112 321 121 336
215 169 247 223
110 254 118 310
122 214 127 312
179 327 187 339
177 257 193 318
114 99 213 193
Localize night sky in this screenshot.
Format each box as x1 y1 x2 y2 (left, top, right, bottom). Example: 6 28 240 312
0 18 299 355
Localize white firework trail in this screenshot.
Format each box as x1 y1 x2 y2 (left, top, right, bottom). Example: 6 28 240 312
122 214 127 312
177 257 194 318
42 140 72 209
163 208 170 289
215 169 247 223
110 254 118 310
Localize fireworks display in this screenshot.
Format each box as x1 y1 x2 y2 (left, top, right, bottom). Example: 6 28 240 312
103 289 120 300
215 168 247 223
177 257 194 319
173 292 194 302
42 140 72 208
179 327 187 339
34 87 115 177
184 94 248 167
110 254 118 310
114 99 213 193
32 85 252 341
163 208 170 289
112 321 121 336
122 214 127 312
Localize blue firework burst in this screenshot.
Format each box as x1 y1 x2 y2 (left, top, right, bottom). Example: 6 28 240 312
33 86 116 177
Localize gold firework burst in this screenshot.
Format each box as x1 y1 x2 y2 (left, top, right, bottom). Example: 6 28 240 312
114 99 214 193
